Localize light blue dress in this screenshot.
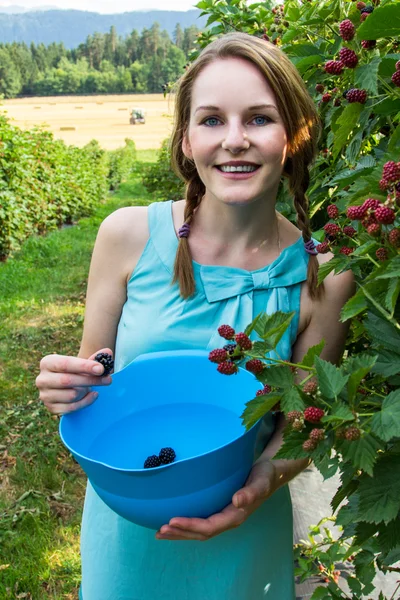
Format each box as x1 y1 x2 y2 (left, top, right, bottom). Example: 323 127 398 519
80 200 311 600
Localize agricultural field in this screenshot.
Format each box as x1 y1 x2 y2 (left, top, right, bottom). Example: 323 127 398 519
0 93 175 150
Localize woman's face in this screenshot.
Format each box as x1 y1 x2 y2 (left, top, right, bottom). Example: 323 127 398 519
182 56 289 208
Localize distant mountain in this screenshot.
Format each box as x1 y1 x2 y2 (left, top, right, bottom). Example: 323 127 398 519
0 8 207 47
0 5 57 12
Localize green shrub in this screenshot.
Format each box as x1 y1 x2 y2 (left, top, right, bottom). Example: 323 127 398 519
141 137 184 201
107 138 137 191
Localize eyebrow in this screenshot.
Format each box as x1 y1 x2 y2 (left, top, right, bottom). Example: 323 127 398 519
194 104 279 114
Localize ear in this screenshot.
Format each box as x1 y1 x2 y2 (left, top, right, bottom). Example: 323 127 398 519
182 132 193 160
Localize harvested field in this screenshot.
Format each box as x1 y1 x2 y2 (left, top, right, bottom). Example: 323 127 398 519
1 93 175 150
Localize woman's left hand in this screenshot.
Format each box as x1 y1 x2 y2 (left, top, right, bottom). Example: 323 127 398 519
155 458 279 541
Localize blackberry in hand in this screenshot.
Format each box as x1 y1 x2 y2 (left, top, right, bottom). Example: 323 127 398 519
144 455 161 468
159 447 176 465
94 352 114 376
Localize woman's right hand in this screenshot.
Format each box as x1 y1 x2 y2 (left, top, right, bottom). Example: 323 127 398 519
36 348 113 415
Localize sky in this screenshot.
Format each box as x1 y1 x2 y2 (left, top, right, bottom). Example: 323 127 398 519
0 0 199 11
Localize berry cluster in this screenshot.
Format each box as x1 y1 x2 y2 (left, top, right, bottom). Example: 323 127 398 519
209 326 256 376
143 447 176 469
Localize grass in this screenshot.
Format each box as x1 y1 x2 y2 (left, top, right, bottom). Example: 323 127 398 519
0 149 158 600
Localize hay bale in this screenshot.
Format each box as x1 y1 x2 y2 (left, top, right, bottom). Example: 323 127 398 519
118 107 127 111
49 102 57 105
96 102 104 105
75 106 84 109
60 126 77 131
34 106 42 109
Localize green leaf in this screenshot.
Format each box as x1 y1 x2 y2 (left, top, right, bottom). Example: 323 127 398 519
241 394 282 430
371 389 400 442
331 477 358 513
301 340 325 368
310 587 331 600
259 311 295 349
377 516 400 553
385 278 400 313
274 429 309 460
354 57 381 95
261 365 294 389
364 313 400 353
244 312 263 337
346 354 377 403
313 453 339 480
340 289 368 321
285 43 323 57
373 98 400 116
317 256 349 285
321 400 354 423
358 455 400 524
388 122 400 152
381 545 400 567
336 493 361 527
352 240 379 256
375 256 400 279
314 356 349 399
357 3 400 40
281 387 306 413
333 104 364 159
372 349 400 377
339 434 382 476
379 54 400 78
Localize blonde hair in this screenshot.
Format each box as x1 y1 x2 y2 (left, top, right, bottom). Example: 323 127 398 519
169 32 322 299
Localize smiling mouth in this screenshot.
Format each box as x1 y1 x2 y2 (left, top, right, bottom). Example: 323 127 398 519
216 165 260 173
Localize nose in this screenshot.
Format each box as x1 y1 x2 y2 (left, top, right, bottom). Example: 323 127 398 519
221 122 250 154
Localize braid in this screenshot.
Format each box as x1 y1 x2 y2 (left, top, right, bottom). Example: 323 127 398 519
290 165 324 300
172 175 205 297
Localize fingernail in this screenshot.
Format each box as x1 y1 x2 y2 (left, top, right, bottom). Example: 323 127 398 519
93 365 103 374
93 392 99 400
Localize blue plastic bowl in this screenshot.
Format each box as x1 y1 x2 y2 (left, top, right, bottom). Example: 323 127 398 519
59 350 262 530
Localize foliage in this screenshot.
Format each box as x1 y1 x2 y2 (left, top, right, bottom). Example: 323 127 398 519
141 137 185 201
107 138 137 191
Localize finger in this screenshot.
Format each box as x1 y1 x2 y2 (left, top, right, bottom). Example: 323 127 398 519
37 371 112 390
40 386 94 405
156 527 207 541
40 350 112 377
168 504 246 538
45 391 99 415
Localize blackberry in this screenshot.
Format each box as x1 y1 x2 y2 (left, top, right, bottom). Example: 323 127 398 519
367 223 381 236
223 343 242 361
342 89 351 99
323 223 341 237
356 1 366 8
383 161 400 183
339 19 355 41
339 48 358 69
345 426 361 441
362 198 381 211
303 380 318 394
94 352 114 376
315 84 325 93
304 406 325 423
343 226 356 237
144 454 161 468
218 324 235 340
256 384 272 396
376 247 389 261
316 242 330 254
217 361 238 375
391 71 400 87
360 5 374 12
375 206 395 225
347 205 365 220
327 204 339 219
346 89 368 104
303 439 317 452
245 359 265 374
321 93 332 103
287 410 303 423
208 348 228 364
159 447 176 465
388 228 400 247
324 61 344 75
340 246 354 255
309 428 325 443
235 332 252 350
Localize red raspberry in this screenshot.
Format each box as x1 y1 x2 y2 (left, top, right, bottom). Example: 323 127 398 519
303 439 317 452
323 223 341 237
327 204 339 219
218 324 235 340
347 205 365 220
346 89 367 104
339 48 358 68
392 71 400 87
322 93 332 103
367 223 381 236
324 61 344 75
388 228 400 247
343 226 356 237
208 348 228 363
375 206 396 224
235 332 252 350
362 198 381 211
361 40 376 49
339 19 355 41
287 410 303 423
316 242 330 254
345 426 361 441
383 161 400 183
303 380 318 394
340 246 354 255
376 247 389 261
315 84 325 93
292 419 304 431
304 406 325 423
217 361 238 375
245 359 265 374
396 60 400 71
310 428 325 442
256 384 272 396
356 1 366 8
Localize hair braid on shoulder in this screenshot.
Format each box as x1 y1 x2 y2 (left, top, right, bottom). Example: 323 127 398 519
172 175 205 298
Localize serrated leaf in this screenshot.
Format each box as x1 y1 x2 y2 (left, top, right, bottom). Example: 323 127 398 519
301 340 325 368
244 312 263 337
375 256 400 279
364 313 400 353
381 545 400 567
260 311 295 349
377 516 400 553
285 43 323 57
313 453 339 480
241 394 282 430
333 103 364 159
336 494 361 527
347 575 363 597
274 429 309 460
315 356 349 399
357 3 400 40
331 469 358 513
372 349 400 377
358 455 400 524
321 400 354 423
371 390 400 442
352 240 378 256
388 122 400 152
281 387 306 413
310 587 331 600
261 365 294 389
354 57 381 95
373 97 400 116
347 354 377 403
340 289 368 321
339 434 382 476
385 278 400 313
245 340 270 358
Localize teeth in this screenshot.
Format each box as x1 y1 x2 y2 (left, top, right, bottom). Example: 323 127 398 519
219 165 257 173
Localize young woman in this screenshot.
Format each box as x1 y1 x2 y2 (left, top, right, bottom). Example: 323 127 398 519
36 32 355 600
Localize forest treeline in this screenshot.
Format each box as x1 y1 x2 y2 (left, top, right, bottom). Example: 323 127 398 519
0 22 200 98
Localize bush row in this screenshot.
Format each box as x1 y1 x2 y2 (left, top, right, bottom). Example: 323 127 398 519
0 115 136 260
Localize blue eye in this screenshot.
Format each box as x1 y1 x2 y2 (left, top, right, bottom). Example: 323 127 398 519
204 117 220 127
253 116 270 126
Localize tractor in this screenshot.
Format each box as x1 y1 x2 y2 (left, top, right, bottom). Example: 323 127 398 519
130 108 145 125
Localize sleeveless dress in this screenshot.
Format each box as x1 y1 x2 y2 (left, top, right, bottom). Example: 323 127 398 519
80 199 311 600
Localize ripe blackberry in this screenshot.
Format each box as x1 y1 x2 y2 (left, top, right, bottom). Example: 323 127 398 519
362 198 381 211
324 61 344 75
388 228 400 247
235 332 252 350
343 226 356 237
304 406 325 423
361 40 376 49
303 439 317 452
159 447 176 465
367 223 381 236
144 455 161 468
309 428 325 442
342 89 351 99
217 361 238 375
245 359 265 374
340 246 354 255
339 19 355 41
292 418 304 431
208 348 228 364
383 161 400 183
360 5 374 12
346 89 367 104
256 384 272 396
316 242 330 254
223 343 241 361
347 205 365 220
376 247 389 261
327 204 339 219
94 352 114 376
218 324 235 340
392 71 400 87
287 410 303 423
362 214 377 229
315 84 325 93
323 223 341 237
375 206 395 225
339 48 358 68
303 381 318 394
345 426 361 441
322 93 332 103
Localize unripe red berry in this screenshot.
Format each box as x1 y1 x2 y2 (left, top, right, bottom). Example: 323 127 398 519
346 88 367 104
392 71 400 87
376 247 389 261
315 84 325 93
345 426 361 441
218 324 235 340
256 384 272 396
347 205 365 220
304 406 325 423
367 223 381 236
375 206 396 225
360 12 369 21
362 214 377 229
324 61 344 75
303 438 317 452
235 332 252 350
339 19 355 41
340 246 354 255
335 427 347 439
303 380 318 394
327 204 339 219
323 223 341 237
322 93 332 103
217 361 238 375
287 410 303 423
388 228 400 247
356 1 366 9
209 348 228 363
339 47 358 68
309 428 325 442
292 418 304 431
245 359 265 374
383 161 400 183
316 242 330 254
343 226 356 237
361 40 376 49
362 198 381 211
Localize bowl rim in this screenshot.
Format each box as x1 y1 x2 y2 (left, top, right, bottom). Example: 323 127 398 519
59 349 264 473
